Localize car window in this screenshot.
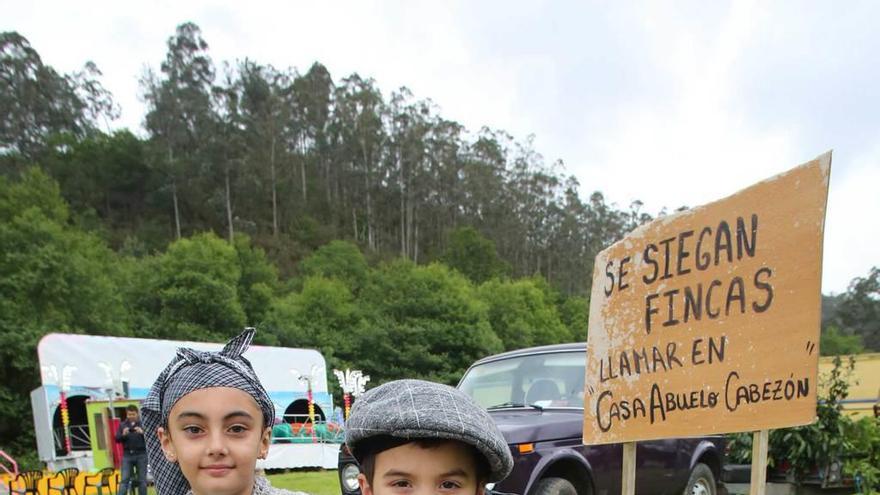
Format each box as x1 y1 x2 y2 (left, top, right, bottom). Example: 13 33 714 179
459 351 586 408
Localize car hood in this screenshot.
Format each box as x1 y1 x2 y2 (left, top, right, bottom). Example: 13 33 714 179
488 408 584 445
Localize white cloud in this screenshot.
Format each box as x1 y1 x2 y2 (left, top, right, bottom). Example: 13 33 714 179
822 143 880 294
573 1 801 210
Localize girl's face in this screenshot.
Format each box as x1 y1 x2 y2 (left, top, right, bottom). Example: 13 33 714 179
158 387 271 495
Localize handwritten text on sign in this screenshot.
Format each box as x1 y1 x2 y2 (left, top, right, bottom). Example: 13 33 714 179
582 153 831 445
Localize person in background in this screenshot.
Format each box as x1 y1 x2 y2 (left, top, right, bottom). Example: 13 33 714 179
116 404 148 495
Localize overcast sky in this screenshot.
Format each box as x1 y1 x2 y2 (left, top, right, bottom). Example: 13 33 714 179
5 0 878 294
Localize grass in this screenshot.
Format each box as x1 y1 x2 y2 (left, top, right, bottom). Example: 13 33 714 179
267 470 341 495
138 470 339 495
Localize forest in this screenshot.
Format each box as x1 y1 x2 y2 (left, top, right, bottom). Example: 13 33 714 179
1 23 877 466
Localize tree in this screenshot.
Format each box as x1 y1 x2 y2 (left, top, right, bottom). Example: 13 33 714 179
0 168 128 467
149 232 246 341
298 240 369 293
209 64 247 242
264 276 362 360
238 60 294 237
477 278 570 350
558 295 589 342
548 179 592 295
233 234 278 326
0 32 116 161
835 267 880 351
332 75 385 250
41 130 155 238
420 116 467 259
820 325 864 356
442 226 508 284
459 129 515 261
386 89 432 261
361 260 502 384
142 22 216 239
293 62 334 208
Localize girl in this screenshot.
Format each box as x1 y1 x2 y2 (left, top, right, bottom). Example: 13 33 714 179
143 329 305 495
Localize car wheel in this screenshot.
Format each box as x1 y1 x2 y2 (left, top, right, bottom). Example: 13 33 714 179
684 463 716 495
531 477 579 495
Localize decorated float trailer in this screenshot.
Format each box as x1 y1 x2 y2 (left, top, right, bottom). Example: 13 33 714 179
31 333 341 472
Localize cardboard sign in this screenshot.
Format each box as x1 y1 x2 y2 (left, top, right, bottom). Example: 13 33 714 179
583 153 831 445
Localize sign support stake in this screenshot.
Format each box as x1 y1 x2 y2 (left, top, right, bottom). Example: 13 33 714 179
622 441 636 495
749 429 770 495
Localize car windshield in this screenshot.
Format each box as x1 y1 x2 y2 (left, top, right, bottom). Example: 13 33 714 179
458 351 586 409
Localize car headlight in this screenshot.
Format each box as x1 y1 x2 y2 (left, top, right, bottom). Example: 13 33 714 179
341 463 361 492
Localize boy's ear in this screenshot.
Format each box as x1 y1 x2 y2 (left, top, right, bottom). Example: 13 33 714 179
357 473 373 495
157 426 177 463
259 426 271 459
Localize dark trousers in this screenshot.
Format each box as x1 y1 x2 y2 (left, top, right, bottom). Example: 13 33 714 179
118 452 148 495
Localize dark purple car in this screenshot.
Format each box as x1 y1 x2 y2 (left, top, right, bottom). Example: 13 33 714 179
338 342 726 495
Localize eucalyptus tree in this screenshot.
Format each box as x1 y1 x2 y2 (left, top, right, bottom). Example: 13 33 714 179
422 116 466 257
0 32 116 162
332 74 385 250
142 22 216 239
292 62 334 207
211 63 247 242
41 130 152 234
459 129 526 270
504 137 560 277
386 88 433 260
238 60 294 237
550 178 592 295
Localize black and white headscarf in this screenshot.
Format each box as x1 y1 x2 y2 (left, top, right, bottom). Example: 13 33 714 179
142 328 276 495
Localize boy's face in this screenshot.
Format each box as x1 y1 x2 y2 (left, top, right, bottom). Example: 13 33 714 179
126 410 139 422
358 441 486 495
157 387 271 495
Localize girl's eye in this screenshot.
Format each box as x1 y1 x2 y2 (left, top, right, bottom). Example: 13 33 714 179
439 480 462 490
182 425 203 435
228 424 248 434
390 480 412 489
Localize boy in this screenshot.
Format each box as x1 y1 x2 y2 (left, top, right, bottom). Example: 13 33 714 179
142 329 305 495
345 379 513 495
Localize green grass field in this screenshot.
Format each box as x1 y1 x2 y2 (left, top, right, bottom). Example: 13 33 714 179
267 470 340 495
141 470 339 495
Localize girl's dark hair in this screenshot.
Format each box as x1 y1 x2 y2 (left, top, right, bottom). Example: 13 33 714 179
357 435 490 486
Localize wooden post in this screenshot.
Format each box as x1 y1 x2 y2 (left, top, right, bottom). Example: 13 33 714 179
622 441 637 495
749 429 770 495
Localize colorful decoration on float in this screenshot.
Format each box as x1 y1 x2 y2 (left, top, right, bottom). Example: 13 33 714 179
42 364 77 455
59 392 71 453
333 369 370 420
292 365 324 442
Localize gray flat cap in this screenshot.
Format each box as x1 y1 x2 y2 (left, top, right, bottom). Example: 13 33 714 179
345 379 513 483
